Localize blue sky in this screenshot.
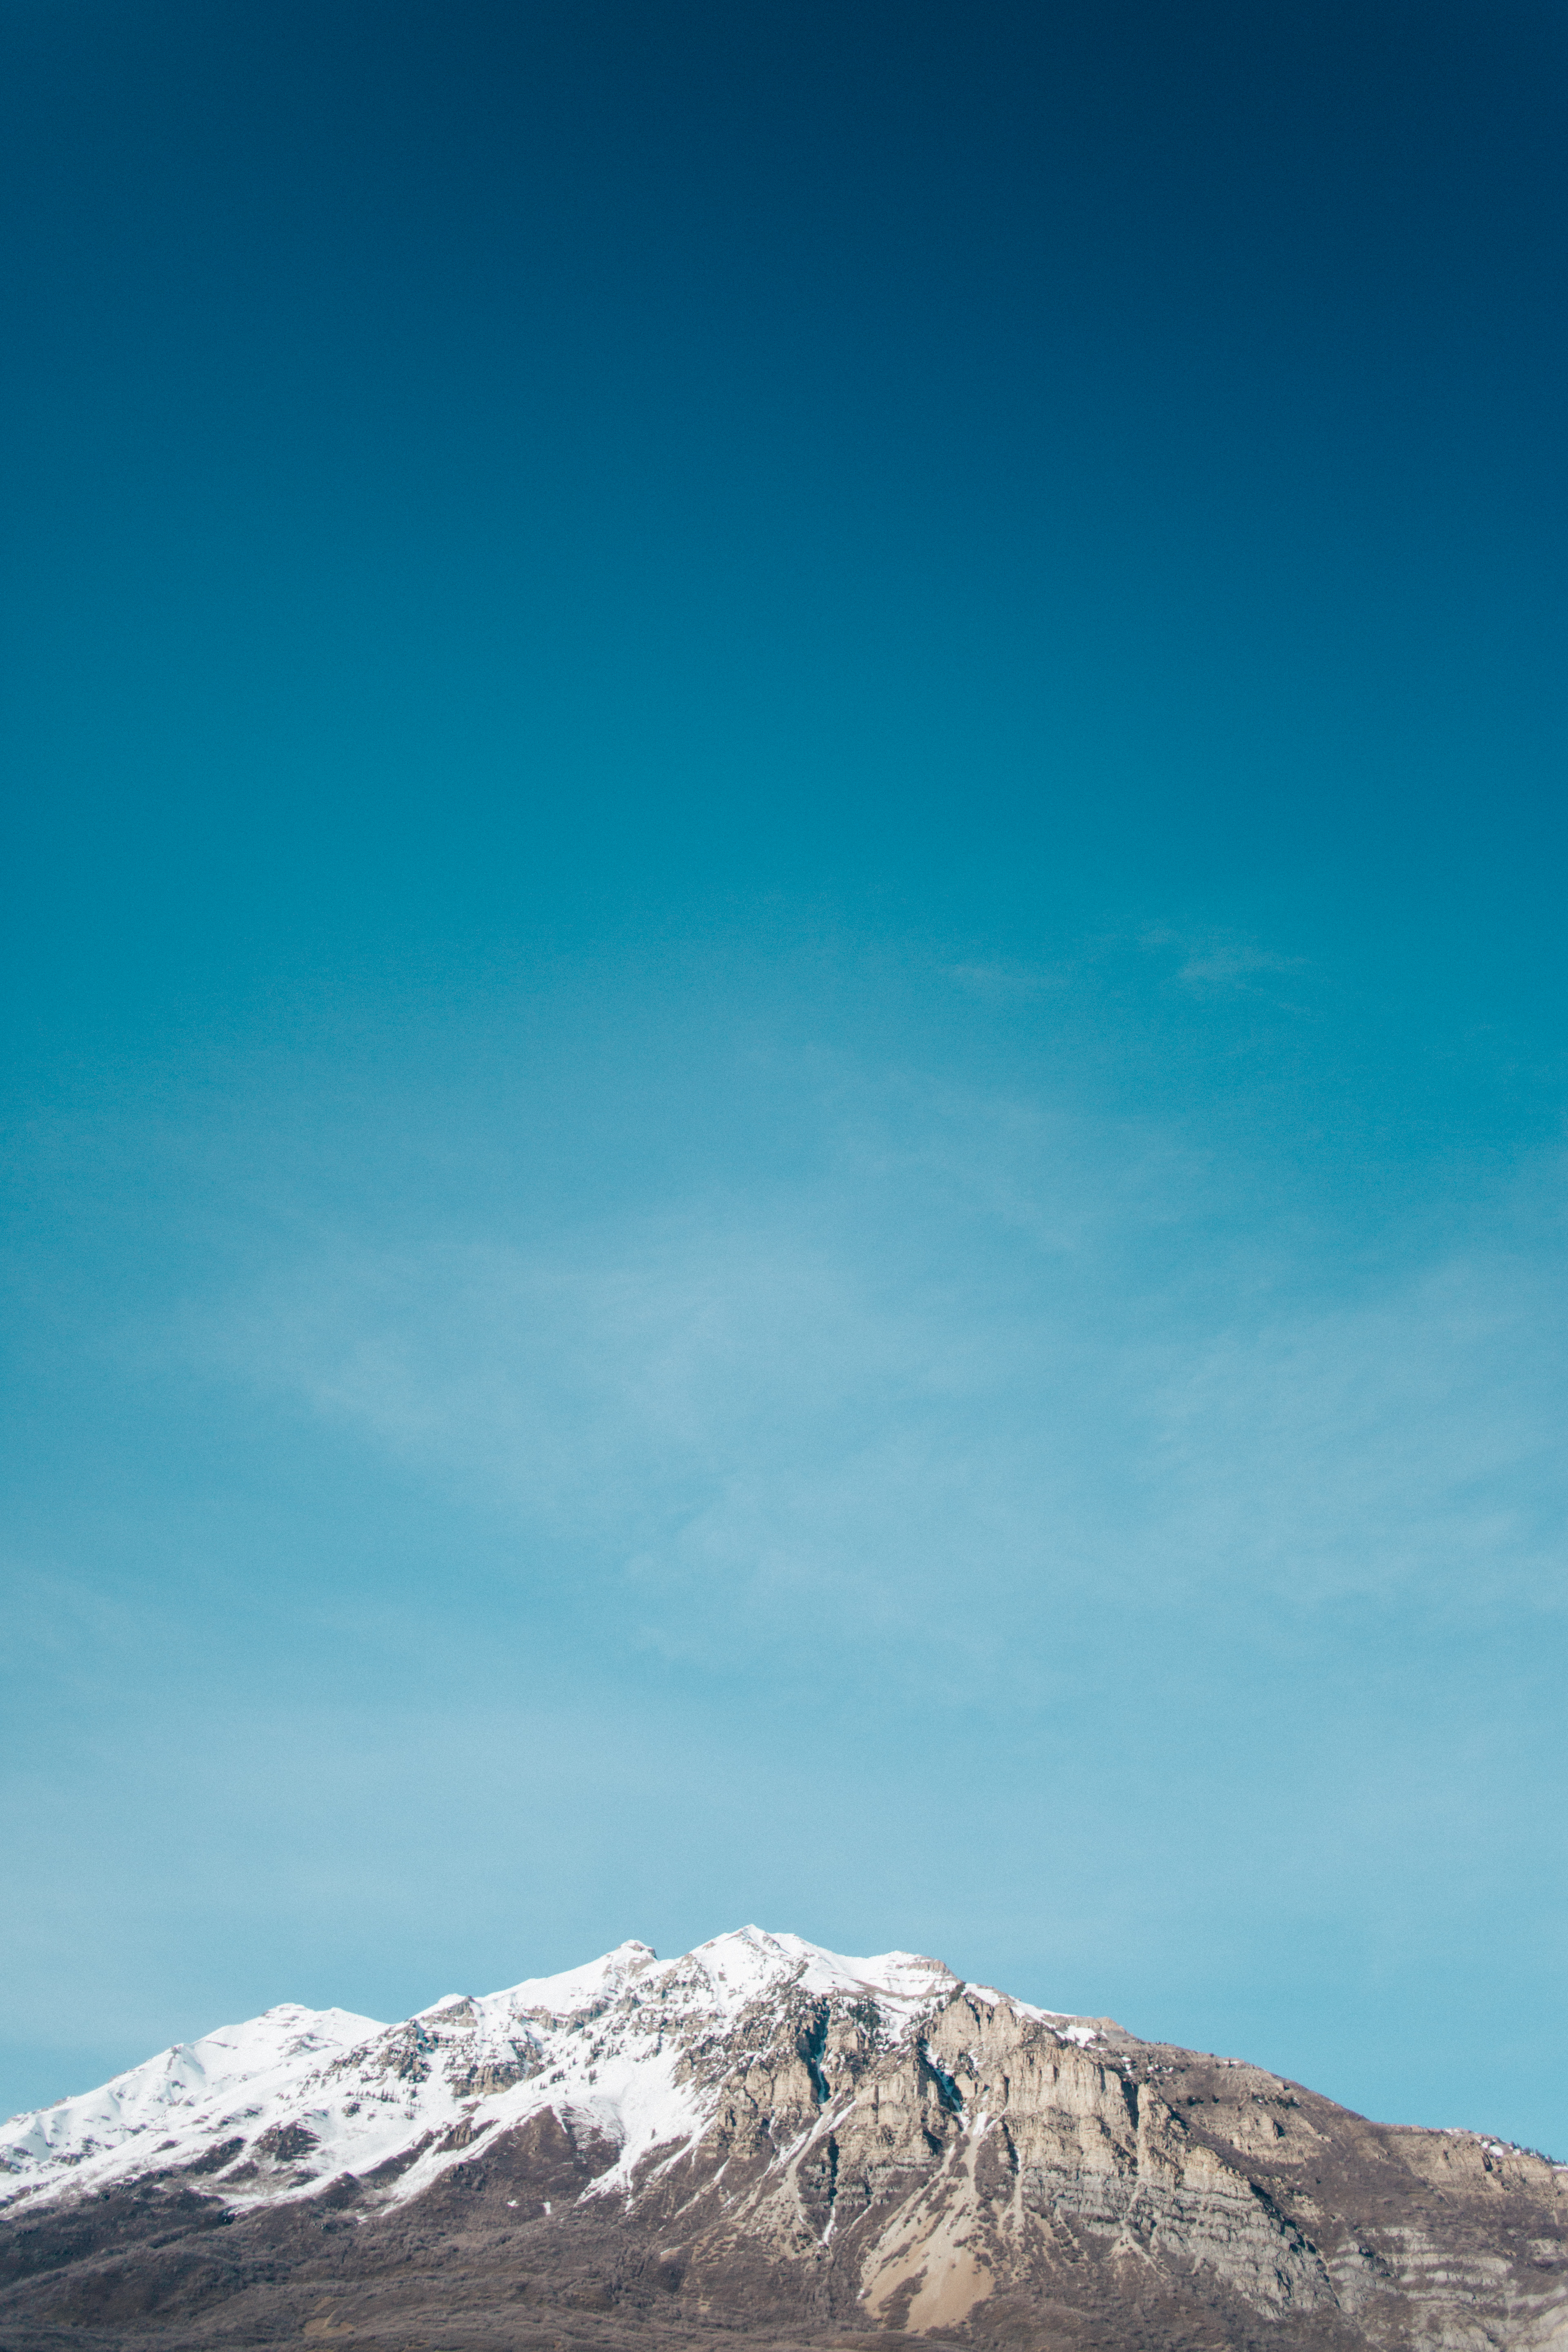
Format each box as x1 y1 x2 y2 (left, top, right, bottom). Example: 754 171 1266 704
2 0 1565 2151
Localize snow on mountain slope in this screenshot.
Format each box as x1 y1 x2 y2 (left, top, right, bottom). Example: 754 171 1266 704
0 1927 974 2216
0 2001 383 2179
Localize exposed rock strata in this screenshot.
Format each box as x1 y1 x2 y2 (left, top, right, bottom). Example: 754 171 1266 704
2 1927 1563 2352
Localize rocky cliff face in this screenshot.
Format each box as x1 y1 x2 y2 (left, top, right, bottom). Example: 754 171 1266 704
2 1927 1563 2352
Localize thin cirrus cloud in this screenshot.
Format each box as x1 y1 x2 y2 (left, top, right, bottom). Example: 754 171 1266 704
201 1074 1566 1697
1139 926 1310 996
947 927 1310 1009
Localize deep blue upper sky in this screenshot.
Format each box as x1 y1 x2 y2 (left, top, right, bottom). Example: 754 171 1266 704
2 0 1564 2149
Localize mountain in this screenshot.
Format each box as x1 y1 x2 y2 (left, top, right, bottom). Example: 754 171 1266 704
2 1926 1564 2352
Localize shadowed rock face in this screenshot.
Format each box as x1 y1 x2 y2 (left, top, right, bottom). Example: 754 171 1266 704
1 1931 1564 2352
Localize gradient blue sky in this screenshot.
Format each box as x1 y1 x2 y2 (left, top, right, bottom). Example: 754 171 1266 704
2 0 1565 2152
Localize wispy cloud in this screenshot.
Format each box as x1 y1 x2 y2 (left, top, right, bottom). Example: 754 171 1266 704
1141 924 1309 997
943 960 1069 1001
194 1075 1566 1698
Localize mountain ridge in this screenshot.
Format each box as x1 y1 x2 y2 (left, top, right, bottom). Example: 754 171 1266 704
2 1925 1564 2352
2 1929 986 2212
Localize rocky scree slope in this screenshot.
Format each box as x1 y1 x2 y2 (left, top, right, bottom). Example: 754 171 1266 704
1 1927 1564 2352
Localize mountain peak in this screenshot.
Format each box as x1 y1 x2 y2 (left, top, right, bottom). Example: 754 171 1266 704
0 1927 968 2208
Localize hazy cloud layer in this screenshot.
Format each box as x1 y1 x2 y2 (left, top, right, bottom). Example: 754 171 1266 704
206 1076 1566 1690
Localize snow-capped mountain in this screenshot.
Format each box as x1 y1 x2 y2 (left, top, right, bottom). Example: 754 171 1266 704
1 1928 967 2214
2 1927 1564 2352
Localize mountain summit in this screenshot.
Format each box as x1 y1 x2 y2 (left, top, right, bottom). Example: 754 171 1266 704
2 1927 1564 2352
2 1930 962 2214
